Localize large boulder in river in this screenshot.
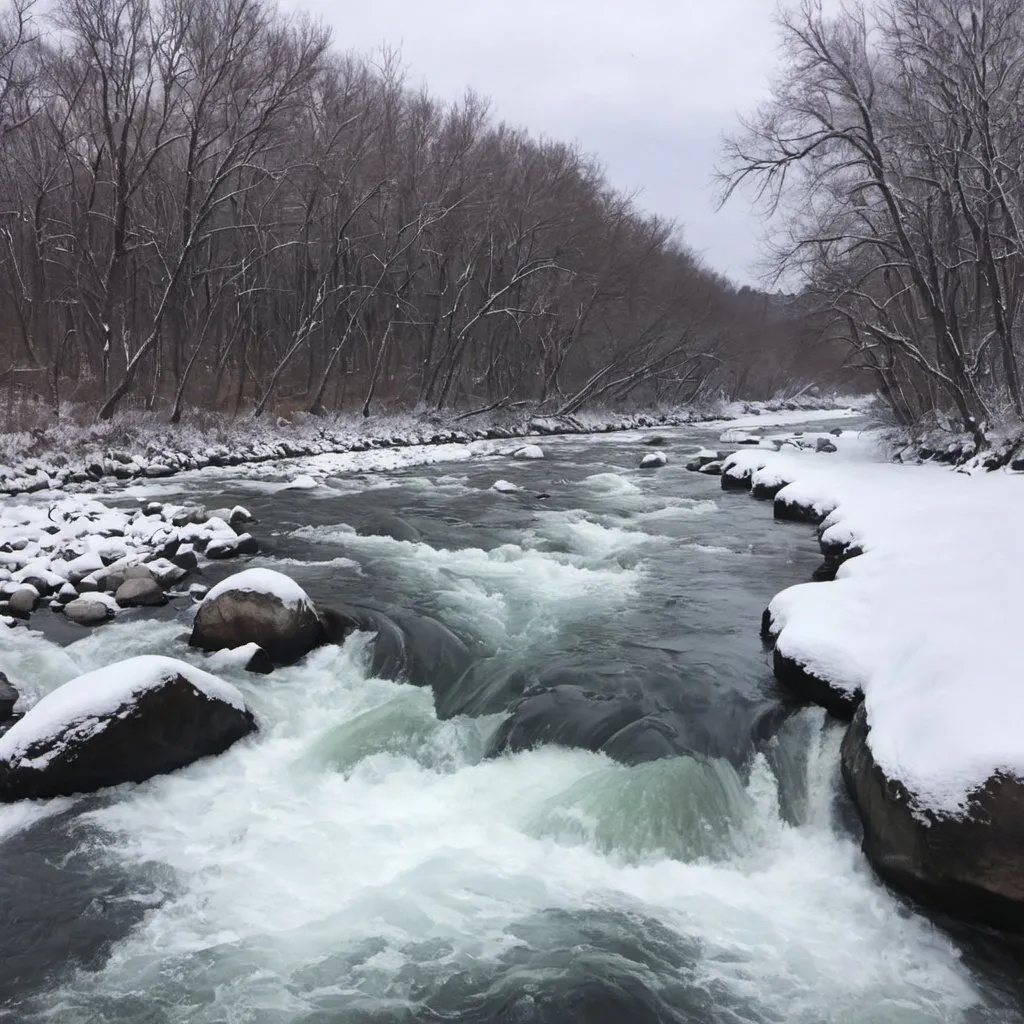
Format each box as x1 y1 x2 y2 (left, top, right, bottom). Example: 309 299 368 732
191 568 323 665
0 655 255 802
841 705 1024 933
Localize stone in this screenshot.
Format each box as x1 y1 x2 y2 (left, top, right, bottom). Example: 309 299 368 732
0 672 18 721
7 586 39 618
816 437 838 453
190 574 323 665
639 452 667 468
63 597 116 626
842 705 1024 934
114 577 168 608
0 657 256 802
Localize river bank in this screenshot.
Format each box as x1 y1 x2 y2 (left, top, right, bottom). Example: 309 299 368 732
0 397 864 498
706 436 1024 939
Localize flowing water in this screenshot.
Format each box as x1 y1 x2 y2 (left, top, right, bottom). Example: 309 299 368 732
1 420 1022 1022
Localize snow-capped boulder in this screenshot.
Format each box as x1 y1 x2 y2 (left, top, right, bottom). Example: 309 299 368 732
0 656 255 802
114 577 167 608
639 452 667 469
284 474 319 490
842 705 1024 934
512 444 545 460
190 568 323 665
206 642 274 675
491 479 521 493
63 593 118 626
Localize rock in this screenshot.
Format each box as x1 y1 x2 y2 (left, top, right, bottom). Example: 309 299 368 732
830 428 843 437
512 444 545 460
143 463 175 478
357 515 421 543
772 647 861 718
172 544 199 570
65 552 105 584
115 577 168 608
639 452 667 469
697 461 723 476
142 501 164 516
7 586 39 618
491 479 521 493
123 565 155 582
188 583 209 601
229 506 255 528
147 558 188 586
842 705 1024 934
64 595 118 626
774 494 829 524
816 437 838 453
641 435 667 446
0 655 256 802
206 534 259 559
190 568 323 665
0 672 18 721
207 642 274 675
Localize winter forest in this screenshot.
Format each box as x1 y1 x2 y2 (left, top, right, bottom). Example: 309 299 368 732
0 0 843 427
723 0 1024 445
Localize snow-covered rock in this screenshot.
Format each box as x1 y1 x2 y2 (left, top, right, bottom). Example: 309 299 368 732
206 643 273 675
512 444 545 460
639 452 667 469
746 442 1024 932
190 568 323 665
0 672 18 721
491 479 521 493
0 655 256 801
285 474 319 490
63 593 118 626
114 577 167 608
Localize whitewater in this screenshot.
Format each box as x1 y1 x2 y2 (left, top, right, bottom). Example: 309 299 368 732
1 414 1021 1022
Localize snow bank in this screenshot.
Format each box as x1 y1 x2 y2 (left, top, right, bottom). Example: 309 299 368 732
203 568 313 610
0 655 246 769
754 445 1024 817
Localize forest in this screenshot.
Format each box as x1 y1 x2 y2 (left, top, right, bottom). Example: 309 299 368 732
723 0 1024 444
0 0 847 424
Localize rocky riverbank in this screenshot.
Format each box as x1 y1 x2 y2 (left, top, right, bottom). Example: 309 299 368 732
698 432 1024 940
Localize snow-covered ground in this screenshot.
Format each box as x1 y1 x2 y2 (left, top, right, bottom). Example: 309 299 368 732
729 431 1024 818
0 396 868 498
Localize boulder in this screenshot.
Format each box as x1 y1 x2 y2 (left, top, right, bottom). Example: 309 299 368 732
641 435 667 447
491 479 521 493
64 595 117 626
114 577 168 608
8 586 39 618
0 655 256 802
512 444 545 460
357 514 421 543
816 436 838 453
772 647 861 718
0 672 18 721
842 705 1024 934
190 568 323 665
123 565 155 582
639 452 667 469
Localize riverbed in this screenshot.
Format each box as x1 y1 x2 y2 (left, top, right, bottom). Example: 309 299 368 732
1 418 1021 1022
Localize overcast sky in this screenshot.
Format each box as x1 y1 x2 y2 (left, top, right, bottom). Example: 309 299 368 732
288 0 782 287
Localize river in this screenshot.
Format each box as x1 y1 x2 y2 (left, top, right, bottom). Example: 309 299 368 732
1 417 1022 1022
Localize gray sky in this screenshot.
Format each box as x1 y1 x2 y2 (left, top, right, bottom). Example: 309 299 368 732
292 0 781 287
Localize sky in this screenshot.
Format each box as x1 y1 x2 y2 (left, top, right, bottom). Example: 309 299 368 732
288 0 783 288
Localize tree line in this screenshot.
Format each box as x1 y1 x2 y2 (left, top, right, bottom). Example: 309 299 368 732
0 0 845 423
723 0 1024 444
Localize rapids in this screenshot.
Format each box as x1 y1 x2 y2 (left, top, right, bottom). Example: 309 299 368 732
1 420 1022 1022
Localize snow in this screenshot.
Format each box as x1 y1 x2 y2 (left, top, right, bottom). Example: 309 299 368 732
512 444 545 460
752 440 1024 817
285 474 319 490
639 452 667 468
0 655 247 770
491 479 521 493
207 644 264 671
202 568 313 610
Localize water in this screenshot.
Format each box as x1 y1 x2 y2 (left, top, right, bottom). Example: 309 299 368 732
1 421 1022 1022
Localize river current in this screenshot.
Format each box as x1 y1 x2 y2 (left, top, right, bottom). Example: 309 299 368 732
1 418 1021 1022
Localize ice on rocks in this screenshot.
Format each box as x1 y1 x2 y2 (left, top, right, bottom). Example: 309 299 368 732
491 479 521 493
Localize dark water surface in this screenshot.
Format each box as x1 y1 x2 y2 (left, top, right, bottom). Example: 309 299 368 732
2 418 1022 1022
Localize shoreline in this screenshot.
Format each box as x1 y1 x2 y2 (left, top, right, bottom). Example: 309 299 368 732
0 399 863 499
705 438 1024 938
